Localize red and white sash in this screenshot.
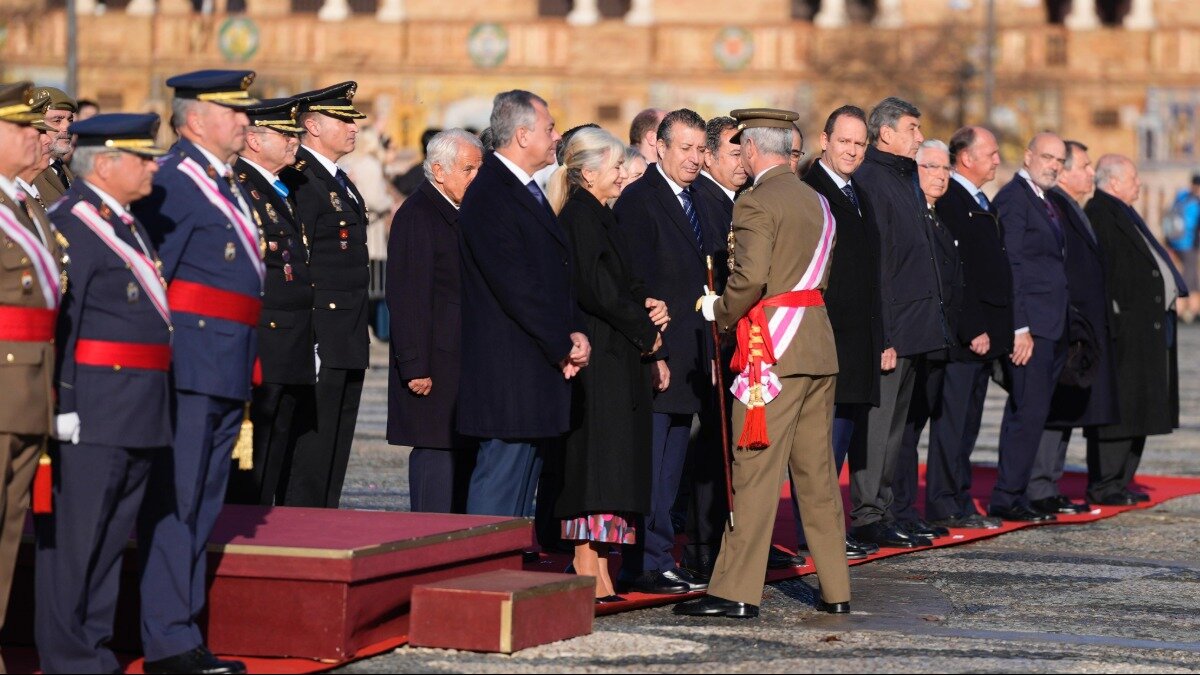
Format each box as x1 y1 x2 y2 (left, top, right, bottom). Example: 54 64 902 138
71 201 171 327
730 193 836 405
0 202 59 309
176 157 265 282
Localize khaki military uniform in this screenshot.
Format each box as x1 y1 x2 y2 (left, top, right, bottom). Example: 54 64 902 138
32 161 73 206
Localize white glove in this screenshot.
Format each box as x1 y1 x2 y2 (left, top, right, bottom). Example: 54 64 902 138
55 412 81 445
698 285 718 322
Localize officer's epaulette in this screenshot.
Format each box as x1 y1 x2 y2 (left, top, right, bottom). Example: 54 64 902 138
55 230 69 250
291 159 307 172
237 172 249 183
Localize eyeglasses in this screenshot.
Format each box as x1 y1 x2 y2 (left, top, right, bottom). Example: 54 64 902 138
790 150 806 159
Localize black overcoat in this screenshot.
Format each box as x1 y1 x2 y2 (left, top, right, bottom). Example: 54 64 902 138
386 181 465 449
1086 189 1180 439
1044 188 1119 429
456 152 582 439
802 161 883 405
554 189 658 518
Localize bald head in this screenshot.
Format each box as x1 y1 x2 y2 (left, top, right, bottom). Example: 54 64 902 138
1095 154 1141 205
1022 132 1066 191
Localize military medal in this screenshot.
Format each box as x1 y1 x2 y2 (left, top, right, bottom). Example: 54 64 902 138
206 165 218 179
339 228 349 240
127 281 139 303
330 191 342 211
98 204 112 220
225 241 236 261
21 271 32 291
340 241 348 251
283 263 294 282
265 203 280 224
281 250 291 262
250 189 261 201
268 240 278 252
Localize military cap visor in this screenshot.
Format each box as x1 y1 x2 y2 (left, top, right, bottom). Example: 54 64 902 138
167 69 260 108
0 81 46 125
70 113 169 157
729 107 801 143
32 86 78 113
296 81 366 120
246 97 304 134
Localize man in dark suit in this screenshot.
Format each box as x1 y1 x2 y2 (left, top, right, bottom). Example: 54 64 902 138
925 126 1011 529
798 105 881 561
612 109 725 594
1086 154 1187 505
388 129 483 513
457 90 590 527
850 97 947 549
225 98 316 507
1030 141 1119 515
989 132 1071 522
279 82 369 509
133 70 259 675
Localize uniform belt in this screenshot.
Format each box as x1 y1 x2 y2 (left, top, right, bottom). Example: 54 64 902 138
75 339 171 371
168 279 262 327
758 289 824 309
0 306 56 342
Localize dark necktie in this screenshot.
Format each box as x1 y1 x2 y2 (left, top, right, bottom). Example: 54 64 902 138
525 179 546 207
841 183 859 211
53 160 71 189
975 191 991 211
335 169 359 204
1127 203 1190 296
1043 195 1065 251
679 185 704 250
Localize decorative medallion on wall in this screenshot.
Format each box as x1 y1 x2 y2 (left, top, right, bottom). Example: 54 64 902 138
218 17 260 63
713 26 754 72
467 23 509 69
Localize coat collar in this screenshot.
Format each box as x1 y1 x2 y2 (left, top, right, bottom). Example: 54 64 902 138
482 151 565 249
865 145 916 176
418 179 460 228
642 161 704 257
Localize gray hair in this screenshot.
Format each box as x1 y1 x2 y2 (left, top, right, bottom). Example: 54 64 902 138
1094 154 1132 190
70 145 120 176
740 126 792 158
422 128 484 182
170 97 204 132
917 139 950 157
489 90 548 149
867 96 921 145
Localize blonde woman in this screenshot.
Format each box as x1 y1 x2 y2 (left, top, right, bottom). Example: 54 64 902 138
547 128 669 602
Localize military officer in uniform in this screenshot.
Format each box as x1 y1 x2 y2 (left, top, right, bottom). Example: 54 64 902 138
14 92 57 215
226 98 316 506
132 70 260 675
676 109 850 618
35 114 172 674
0 80 61 646
280 82 369 509
31 86 77 205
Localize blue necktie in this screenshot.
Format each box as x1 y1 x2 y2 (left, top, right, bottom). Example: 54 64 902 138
841 183 859 211
975 191 991 211
525 179 546 207
679 186 704 250
1043 196 1065 251
1126 202 1190 296
273 179 289 198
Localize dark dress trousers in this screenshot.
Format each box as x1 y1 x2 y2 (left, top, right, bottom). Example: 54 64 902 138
132 138 260 661
225 159 317 507
279 145 370 508
612 165 726 575
1028 188 1120 502
457 152 580 519
848 146 947 529
553 188 657 523
1085 189 1185 501
990 174 1070 511
925 177 1013 520
36 183 171 673
387 180 473 513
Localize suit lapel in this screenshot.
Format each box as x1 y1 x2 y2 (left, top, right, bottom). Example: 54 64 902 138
646 165 702 258
418 180 460 231
297 146 366 221
486 153 566 249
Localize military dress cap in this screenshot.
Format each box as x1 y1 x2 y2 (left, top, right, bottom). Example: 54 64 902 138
69 113 168 157
246 97 303 133
729 107 801 143
26 89 54 132
166 69 260 108
295 81 366 120
0 81 45 125
31 86 77 112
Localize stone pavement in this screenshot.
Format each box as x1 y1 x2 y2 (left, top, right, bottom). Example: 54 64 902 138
334 325 1200 672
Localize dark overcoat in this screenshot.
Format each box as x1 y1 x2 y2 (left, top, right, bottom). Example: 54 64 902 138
993 174 1069 342
386 180 464 449
554 188 658 518
456 152 582 439
611 164 726 415
1044 188 1119 429
802 161 883 406
935 178 1013 360
1086 189 1180 439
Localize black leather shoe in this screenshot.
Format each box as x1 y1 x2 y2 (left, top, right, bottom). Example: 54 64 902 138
1094 492 1138 506
595 594 627 604
622 571 690 595
852 522 932 549
673 594 758 618
681 546 717 581
930 513 1002 530
767 546 806 569
988 505 1056 522
798 537 875 560
899 519 950 538
1031 495 1090 515
1124 489 1151 503
662 567 709 592
143 647 246 675
817 599 850 614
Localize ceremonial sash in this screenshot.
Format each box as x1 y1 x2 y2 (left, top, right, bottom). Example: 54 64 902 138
0 306 56 341
75 339 171 371
167 279 262 327
72 201 171 327
729 194 836 448
0 202 59 309
177 157 265 282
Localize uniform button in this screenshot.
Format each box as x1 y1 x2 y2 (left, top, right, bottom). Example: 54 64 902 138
329 303 337 309
5 354 12 363
1156 296 1163 304
1152 270 1161 278
19 257 27 265
339 220 347 226
269 321 277 328
113 364 121 371
1154 322 1162 330
198 319 206 328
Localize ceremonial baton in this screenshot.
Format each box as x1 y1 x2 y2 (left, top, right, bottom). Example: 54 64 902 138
706 255 736 530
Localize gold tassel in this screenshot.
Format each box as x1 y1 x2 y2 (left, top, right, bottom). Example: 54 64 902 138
231 402 254 470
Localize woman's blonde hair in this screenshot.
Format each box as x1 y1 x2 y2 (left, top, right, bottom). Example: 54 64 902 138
547 126 626 214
